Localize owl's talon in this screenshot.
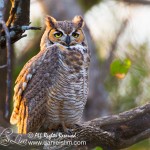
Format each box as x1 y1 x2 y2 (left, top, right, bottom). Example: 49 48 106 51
61 122 73 134
74 123 82 128
66 129 73 135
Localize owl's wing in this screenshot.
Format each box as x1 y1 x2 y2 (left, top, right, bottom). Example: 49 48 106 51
10 45 59 133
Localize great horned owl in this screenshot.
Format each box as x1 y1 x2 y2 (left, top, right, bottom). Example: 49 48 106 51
10 15 90 134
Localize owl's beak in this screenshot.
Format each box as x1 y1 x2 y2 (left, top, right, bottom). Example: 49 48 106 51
65 36 71 46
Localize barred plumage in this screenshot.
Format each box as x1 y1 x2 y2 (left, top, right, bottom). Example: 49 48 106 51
10 15 90 134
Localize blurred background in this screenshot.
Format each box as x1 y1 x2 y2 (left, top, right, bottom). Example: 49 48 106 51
0 0 150 149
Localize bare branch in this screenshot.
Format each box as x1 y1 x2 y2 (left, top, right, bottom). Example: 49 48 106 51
0 103 149 150
10 25 42 31
0 25 41 48
0 0 41 48
0 20 12 119
73 102 150 149
0 64 7 69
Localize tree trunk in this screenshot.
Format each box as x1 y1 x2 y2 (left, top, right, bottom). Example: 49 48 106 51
0 0 11 126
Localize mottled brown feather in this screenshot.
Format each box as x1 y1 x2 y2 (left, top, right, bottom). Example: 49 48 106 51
10 15 90 134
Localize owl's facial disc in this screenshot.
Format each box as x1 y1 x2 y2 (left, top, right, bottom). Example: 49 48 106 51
45 15 85 47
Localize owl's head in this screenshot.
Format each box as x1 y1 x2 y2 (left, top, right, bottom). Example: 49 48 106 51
40 15 87 50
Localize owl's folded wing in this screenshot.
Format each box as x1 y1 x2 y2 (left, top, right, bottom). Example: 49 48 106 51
10 46 59 133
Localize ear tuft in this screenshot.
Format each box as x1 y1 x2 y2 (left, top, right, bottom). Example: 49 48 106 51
45 15 57 28
72 15 84 29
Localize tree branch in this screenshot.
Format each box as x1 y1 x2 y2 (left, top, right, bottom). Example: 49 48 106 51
0 64 7 69
0 0 41 48
0 103 149 150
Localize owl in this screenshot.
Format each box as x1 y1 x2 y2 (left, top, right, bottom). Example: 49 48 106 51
10 15 90 134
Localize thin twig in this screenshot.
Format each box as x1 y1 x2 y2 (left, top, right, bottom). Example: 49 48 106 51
0 20 12 119
0 64 7 69
10 25 42 31
0 25 41 48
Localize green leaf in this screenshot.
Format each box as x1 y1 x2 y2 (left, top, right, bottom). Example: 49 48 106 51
110 58 131 79
93 146 103 150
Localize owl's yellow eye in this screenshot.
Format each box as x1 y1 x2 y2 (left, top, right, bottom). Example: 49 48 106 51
72 32 79 38
54 32 63 38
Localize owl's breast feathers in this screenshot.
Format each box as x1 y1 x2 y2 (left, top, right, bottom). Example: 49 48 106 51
10 44 90 132
46 44 90 125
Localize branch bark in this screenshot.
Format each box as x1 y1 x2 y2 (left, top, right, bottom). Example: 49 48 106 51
0 20 12 119
0 103 149 150
0 0 13 121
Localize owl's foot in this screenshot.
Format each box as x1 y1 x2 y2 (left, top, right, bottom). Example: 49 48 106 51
65 129 73 135
73 123 82 128
61 122 73 135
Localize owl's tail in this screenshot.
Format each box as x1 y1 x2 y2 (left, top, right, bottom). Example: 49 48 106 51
10 101 20 125
10 109 19 125
17 100 28 134
10 99 28 134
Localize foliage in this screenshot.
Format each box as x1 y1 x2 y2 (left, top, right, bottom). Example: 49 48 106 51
110 58 131 79
93 146 103 150
105 42 150 112
104 42 150 150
